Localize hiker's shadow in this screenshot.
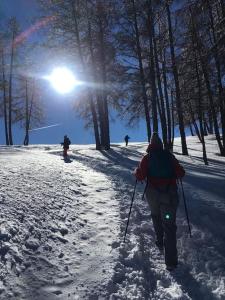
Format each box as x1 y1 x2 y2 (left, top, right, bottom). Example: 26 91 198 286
171 263 215 300
63 157 72 163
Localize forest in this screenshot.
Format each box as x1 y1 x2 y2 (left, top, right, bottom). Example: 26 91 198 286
0 0 224 164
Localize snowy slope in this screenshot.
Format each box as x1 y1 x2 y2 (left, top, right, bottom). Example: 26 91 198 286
0 136 225 300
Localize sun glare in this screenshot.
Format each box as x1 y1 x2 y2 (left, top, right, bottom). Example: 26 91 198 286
47 67 77 94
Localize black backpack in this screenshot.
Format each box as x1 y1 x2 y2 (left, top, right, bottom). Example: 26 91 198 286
64 137 71 147
148 149 175 179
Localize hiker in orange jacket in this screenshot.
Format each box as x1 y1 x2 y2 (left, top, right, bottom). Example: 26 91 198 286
134 132 185 271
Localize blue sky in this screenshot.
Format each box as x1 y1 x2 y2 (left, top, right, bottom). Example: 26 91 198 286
0 0 186 145
0 0 152 145
0 0 38 23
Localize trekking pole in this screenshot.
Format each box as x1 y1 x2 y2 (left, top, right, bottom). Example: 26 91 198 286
142 180 148 201
180 179 192 238
124 179 137 243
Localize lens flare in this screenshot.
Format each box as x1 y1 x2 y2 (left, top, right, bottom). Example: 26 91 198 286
13 16 56 48
46 67 77 94
165 214 170 220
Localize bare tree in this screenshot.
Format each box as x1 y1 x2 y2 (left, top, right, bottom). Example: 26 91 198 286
0 39 9 145
8 18 19 145
166 1 188 155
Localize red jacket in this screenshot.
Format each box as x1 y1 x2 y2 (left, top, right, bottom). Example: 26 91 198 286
135 145 185 187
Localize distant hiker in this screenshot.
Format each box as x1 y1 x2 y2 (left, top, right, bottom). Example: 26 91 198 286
124 135 130 146
134 132 185 271
61 135 71 157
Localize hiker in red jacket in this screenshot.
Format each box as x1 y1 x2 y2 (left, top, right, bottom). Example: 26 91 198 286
134 132 185 271
61 135 71 157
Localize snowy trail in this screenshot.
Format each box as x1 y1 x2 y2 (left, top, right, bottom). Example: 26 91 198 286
69 140 225 300
69 145 190 299
0 136 225 300
0 147 119 299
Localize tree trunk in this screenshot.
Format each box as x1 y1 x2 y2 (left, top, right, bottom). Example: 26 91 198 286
96 94 106 147
207 109 214 134
153 25 168 148
24 80 35 146
132 0 152 142
98 14 110 150
193 122 201 141
89 93 101 150
190 9 225 155
200 56 224 154
203 115 209 135
166 2 188 155
86 4 101 149
187 100 202 142
194 50 208 165
8 27 16 145
189 122 194 136
23 79 29 146
72 1 101 150
162 49 172 149
171 89 175 148
1 47 9 145
156 94 162 123
147 0 158 134
206 0 225 151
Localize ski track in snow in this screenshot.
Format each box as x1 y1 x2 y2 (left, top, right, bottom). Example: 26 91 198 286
0 135 225 299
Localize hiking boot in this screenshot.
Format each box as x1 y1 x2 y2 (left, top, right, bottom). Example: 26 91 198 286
166 264 177 271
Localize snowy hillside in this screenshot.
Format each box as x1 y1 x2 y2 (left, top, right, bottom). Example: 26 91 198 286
0 136 225 300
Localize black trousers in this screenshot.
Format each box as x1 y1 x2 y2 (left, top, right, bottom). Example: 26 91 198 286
146 185 179 266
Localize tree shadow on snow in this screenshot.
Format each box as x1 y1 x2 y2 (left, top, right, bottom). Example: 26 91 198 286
181 159 225 197
100 148 141 169
71 148 141 176
189 155 225 170
177 159 225 245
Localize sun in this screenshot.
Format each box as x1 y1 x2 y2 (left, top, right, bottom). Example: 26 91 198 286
46 67 78 94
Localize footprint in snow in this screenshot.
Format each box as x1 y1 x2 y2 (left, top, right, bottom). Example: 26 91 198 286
43 286 62 296
25 238 40 251
59 227 69 236
96 200 105 204
111 241 120 249
96 212 103 216
74 190 82 195
157 278 171 288
80 233 89 240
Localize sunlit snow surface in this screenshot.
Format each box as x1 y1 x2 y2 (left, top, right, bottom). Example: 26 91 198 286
0 135 225 299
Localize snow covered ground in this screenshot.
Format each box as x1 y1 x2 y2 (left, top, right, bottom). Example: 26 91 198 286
0 135 225 300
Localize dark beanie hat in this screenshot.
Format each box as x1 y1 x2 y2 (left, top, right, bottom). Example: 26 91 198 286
146 132 163 152
150 132 163 146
